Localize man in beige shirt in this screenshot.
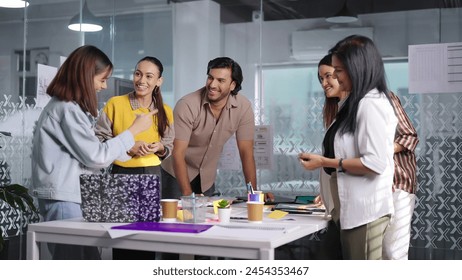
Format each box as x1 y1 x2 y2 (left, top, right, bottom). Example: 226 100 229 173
161 57 257 198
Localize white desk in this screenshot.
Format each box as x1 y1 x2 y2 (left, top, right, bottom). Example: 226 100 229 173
27 212 327 260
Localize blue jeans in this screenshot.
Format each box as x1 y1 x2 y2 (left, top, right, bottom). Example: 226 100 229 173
38 199 101 260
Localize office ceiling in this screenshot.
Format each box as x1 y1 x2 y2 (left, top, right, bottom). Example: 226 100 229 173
172 0 462 23
2 0 461 24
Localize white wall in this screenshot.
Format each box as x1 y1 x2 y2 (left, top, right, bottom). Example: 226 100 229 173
221 8 462 102
172 0 220 100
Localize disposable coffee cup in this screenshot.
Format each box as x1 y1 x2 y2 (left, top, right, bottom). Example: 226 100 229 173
161 199 178 222
247 201 264 223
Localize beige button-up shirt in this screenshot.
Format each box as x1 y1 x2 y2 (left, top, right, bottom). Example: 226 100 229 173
162 87 255 192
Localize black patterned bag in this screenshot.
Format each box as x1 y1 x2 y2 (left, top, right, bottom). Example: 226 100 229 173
79 174 161 222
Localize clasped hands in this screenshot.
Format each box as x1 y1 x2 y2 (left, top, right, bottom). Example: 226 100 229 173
128 141 164 157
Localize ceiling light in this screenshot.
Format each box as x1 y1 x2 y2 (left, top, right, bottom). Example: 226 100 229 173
326 1 358 24
68 1 103 32
0 0 29 8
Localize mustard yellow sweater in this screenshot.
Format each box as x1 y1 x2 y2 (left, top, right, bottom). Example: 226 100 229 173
97 94 173 168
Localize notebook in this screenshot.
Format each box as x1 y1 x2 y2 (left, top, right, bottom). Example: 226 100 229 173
274 203 326 215
111 222 213 233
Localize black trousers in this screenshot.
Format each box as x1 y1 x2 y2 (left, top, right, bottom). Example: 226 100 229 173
160 168 216 199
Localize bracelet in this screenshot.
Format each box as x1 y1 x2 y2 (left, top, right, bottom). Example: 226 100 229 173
156 146 169 159
338 158 345 173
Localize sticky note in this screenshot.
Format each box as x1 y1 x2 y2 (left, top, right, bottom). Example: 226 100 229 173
212 200 223 215
267 210 288 219
177 210 184 221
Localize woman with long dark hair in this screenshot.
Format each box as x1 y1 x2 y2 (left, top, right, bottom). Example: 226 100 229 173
95 56 173 259
96 56 173 176
299 35 397 259
314 53 349 260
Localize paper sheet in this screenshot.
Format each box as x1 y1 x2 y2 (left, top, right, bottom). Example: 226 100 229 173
409 42 462 94
36 64 57 108
101 223 139 239
199 224 300 240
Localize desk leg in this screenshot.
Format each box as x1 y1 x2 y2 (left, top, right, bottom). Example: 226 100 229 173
27 231 39 260
259 249 274 260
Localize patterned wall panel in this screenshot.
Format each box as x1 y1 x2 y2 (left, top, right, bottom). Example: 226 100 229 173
410 93 462 259
0 201 39 239
0 96 40 250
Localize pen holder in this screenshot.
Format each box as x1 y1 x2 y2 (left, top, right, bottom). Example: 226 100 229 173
181 196 207 223
248 191 264 202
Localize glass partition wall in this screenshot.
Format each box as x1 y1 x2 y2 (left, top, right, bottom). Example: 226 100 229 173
0 0 461 260
0 0 173 259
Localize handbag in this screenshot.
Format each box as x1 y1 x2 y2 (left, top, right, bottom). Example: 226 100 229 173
80 173 161 222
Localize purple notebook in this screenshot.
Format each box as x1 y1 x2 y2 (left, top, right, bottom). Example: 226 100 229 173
111 222 213 233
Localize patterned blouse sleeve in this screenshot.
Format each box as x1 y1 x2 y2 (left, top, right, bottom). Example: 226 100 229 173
390 92 419 152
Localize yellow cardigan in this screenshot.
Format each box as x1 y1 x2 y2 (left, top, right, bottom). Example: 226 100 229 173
98 94 173 168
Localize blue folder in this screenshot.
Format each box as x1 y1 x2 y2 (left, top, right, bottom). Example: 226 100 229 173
111 222 213 233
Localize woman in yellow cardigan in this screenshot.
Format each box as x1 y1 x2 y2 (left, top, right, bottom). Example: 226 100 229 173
95 56 174 260
96 56 174 176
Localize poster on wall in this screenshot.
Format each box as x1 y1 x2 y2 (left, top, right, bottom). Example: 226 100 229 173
254 125 273 169
217 125 273 170
409 42 462 94
36 64 57 108
60 56 67 66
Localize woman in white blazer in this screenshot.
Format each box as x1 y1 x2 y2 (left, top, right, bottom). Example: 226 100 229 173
299 35 397 259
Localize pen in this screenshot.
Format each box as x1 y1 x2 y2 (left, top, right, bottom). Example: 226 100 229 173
247 182 254 194
230 217 248 220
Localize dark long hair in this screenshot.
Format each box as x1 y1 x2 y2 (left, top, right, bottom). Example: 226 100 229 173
207 57 243 95
47 45 112 117
318 54 338 128
135 56 170 138
328 35 389 134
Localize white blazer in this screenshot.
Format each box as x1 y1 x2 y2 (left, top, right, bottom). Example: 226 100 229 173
333 89 397 229
319 169 334 216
